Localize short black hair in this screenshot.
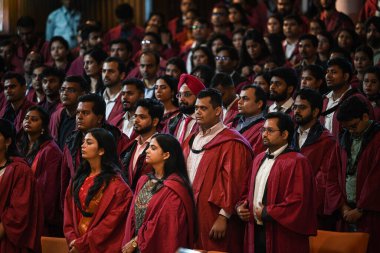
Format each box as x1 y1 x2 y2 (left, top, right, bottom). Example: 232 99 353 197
2 72 26 86
337 96 370 122
365 16 380 32
210 72 234 88
41 67 65 84
78 94 106 117
241 84 267 110
49 36 69 50
191 64 215 87
327 57 353 81
284 14 303 26
216 45 239 61
144 32 162 45
197 88 222 109
16 16 35 28
207 33 233 50
295 88 323 116
83 48 108 64
140 50 160 66
270 67 298 87
110 38 133 53
166 57 187 74
104 56 126 74
122 78 145 94
363 66 380 81
81 24 102 41
355 45 374 62
299 34 318 47
136 98 164 122
302 64 325 81
65 75 90 93
265 112 294 144
115 3 134 20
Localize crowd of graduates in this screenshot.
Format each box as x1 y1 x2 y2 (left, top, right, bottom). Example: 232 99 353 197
0 0 380 252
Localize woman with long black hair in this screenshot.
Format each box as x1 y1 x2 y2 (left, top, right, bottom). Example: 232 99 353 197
18 105 63 237
0 119 43 252
122 133 196 253
64 128 133 253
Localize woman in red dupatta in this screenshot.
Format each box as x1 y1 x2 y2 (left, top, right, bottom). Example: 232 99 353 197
122 133 196 253
64 128 133 253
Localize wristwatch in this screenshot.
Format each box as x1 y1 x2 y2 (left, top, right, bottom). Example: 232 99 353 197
131 239 138 248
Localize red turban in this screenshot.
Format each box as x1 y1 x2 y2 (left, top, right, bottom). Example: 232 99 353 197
178 74 205 96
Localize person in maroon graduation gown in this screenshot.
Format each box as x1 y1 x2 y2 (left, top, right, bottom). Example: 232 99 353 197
122 133 195 253
325 96 380 253
237 112 317 253
182 88 253 253
64 128 133 253
18 106 63 236
0 119 43 253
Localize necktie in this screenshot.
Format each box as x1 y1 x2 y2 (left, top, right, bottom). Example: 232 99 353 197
179 117 193 143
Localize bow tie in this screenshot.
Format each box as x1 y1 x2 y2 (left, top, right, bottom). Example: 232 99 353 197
265 152 274 159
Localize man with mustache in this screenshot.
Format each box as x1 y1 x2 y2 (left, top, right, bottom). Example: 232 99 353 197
291 88 338 229
40 67 64 115
172 74 205 143
237 112 316 253
102 57 126 123
120 98 164 191
108 78 145 138
321 57 373 138
268 67 297 114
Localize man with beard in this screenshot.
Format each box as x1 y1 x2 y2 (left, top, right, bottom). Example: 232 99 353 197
291 88 338 229
268 67 297 114
182 88 253 253
231 84 266 156
294 34 322 74
40 67 64 115
102 57 126 122
120 98 164 191
49 75 89 149
60 94 129 205
173 73 205 143
237 112 316 253
325 96 380 253
318 0 354 38
365 16 380 65
0 72 35 134
26 64 46 103
108 78 145 137
321 57 373 138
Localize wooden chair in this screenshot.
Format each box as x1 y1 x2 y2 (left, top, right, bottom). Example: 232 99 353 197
309 230 369 253
41 237 69 253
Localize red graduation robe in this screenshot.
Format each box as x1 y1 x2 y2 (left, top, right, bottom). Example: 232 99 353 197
32 140 63 236
242 150 317 253
325 122 380 253
0 99 36 134
182 128 254 253
64 174 133 253
223 98 239 126
0 157 43 253
123 174 195 252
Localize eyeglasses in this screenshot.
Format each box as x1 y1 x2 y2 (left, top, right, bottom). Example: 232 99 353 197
260 127 281 134
192 25 206 30
141 40 153 45
60 87 78 93
215 56 230 61
176 91 194 98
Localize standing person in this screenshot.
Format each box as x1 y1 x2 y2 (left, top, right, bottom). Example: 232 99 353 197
291 89 338 229
182 88 253 252
122 134 195 253
64 128 133 253
18 106 63 236
120 99 164 191
325 96 380 253
0 119 43 253
46 0 81 49
237 112 317 253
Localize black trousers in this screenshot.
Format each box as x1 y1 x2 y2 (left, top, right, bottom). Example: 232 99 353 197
254 223 266 253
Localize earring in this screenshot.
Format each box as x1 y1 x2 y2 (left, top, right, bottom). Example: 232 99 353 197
41 129 45 135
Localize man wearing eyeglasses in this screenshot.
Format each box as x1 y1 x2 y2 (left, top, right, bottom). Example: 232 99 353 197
237 112 316 253
210 3 232 38
325 95 380 253
49 75 89 149
291 88 338 230
182 88 253 253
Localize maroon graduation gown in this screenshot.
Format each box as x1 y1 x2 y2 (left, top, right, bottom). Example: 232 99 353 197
182 128 254 253
123 174 195 252
235 117 266 157
0 157 43 253
325 122 380 253
64 174 133 253
103 24 144 56
0 99 35 134
106 92 124 124
32 140 63 236
223 99 239 126
242 151 317 253
49 106 65 142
